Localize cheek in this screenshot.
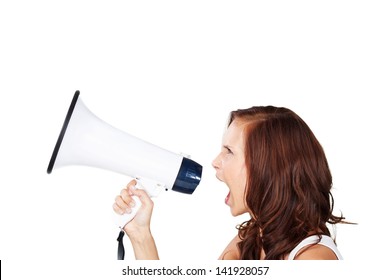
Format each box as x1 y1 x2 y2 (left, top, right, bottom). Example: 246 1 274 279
229 166 247 192
217 156 231 180
236 179 247 202
219 155 247 188
233 164 247 188
231 168 247 202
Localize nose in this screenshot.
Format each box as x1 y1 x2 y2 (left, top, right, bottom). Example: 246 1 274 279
212 154 224 182
212 154 220 170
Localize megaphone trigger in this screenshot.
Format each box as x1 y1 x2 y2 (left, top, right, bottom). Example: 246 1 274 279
134 177 165 197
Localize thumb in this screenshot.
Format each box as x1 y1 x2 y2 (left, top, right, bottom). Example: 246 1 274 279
129 185 153 207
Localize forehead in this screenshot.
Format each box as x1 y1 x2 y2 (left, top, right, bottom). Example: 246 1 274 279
222 120 247 148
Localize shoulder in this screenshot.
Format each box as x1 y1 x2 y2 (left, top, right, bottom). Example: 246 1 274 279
218 235 240 260
294 244 338 260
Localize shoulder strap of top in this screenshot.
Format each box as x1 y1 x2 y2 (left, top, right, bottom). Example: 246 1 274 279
287 235 343 260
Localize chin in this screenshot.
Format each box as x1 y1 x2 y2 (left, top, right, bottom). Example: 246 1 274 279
230 207 247 217
230 208 240 217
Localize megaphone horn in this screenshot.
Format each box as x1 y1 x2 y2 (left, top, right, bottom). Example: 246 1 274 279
47 91 203 223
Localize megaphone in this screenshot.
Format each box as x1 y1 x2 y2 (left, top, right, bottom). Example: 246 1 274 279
47 91 203 229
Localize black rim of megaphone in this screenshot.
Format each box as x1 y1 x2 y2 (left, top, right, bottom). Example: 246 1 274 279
47 90 80 174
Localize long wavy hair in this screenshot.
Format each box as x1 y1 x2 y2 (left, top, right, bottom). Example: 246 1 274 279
229 106 345 260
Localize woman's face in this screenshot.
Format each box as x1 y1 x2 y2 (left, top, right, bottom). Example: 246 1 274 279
212 119 248 216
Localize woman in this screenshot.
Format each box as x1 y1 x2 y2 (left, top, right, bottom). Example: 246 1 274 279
113 106 346 260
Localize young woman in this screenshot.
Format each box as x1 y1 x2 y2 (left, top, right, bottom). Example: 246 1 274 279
113 106 346 260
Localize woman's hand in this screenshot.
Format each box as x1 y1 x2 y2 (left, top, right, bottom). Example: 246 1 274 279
112 179 159 259
112 179 154 237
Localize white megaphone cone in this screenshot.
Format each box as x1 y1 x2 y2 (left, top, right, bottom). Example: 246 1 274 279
47 91 203 230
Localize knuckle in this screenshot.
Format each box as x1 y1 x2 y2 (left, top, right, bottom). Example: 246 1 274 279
120 188 128 197
112 203 122 214
115 195 121 203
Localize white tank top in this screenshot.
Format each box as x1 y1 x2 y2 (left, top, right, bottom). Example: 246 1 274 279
288 235 343 260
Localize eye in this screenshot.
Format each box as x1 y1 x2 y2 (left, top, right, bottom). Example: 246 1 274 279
223 145 233 154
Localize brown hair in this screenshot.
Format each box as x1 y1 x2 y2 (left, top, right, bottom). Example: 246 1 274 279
229 106 345 260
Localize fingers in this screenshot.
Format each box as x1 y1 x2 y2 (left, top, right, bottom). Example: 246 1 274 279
127 179 153 208
112 180 138 215
130 187 153 208
126 180 137 194
113 194 133 214
112 179 154 215
112 202 127 215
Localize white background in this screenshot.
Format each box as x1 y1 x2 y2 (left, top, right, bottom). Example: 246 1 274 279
0 1 389 279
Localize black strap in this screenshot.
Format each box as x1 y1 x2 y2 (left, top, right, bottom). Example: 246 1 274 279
117 230 125 260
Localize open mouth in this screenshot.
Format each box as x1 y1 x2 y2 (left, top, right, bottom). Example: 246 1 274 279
225 191 230 205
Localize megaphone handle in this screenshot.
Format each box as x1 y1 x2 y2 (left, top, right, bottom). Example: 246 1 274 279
116 195 142 229
115 178 163 229
115 188 142 260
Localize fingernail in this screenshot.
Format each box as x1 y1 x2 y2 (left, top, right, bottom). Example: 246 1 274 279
126 207 132 214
